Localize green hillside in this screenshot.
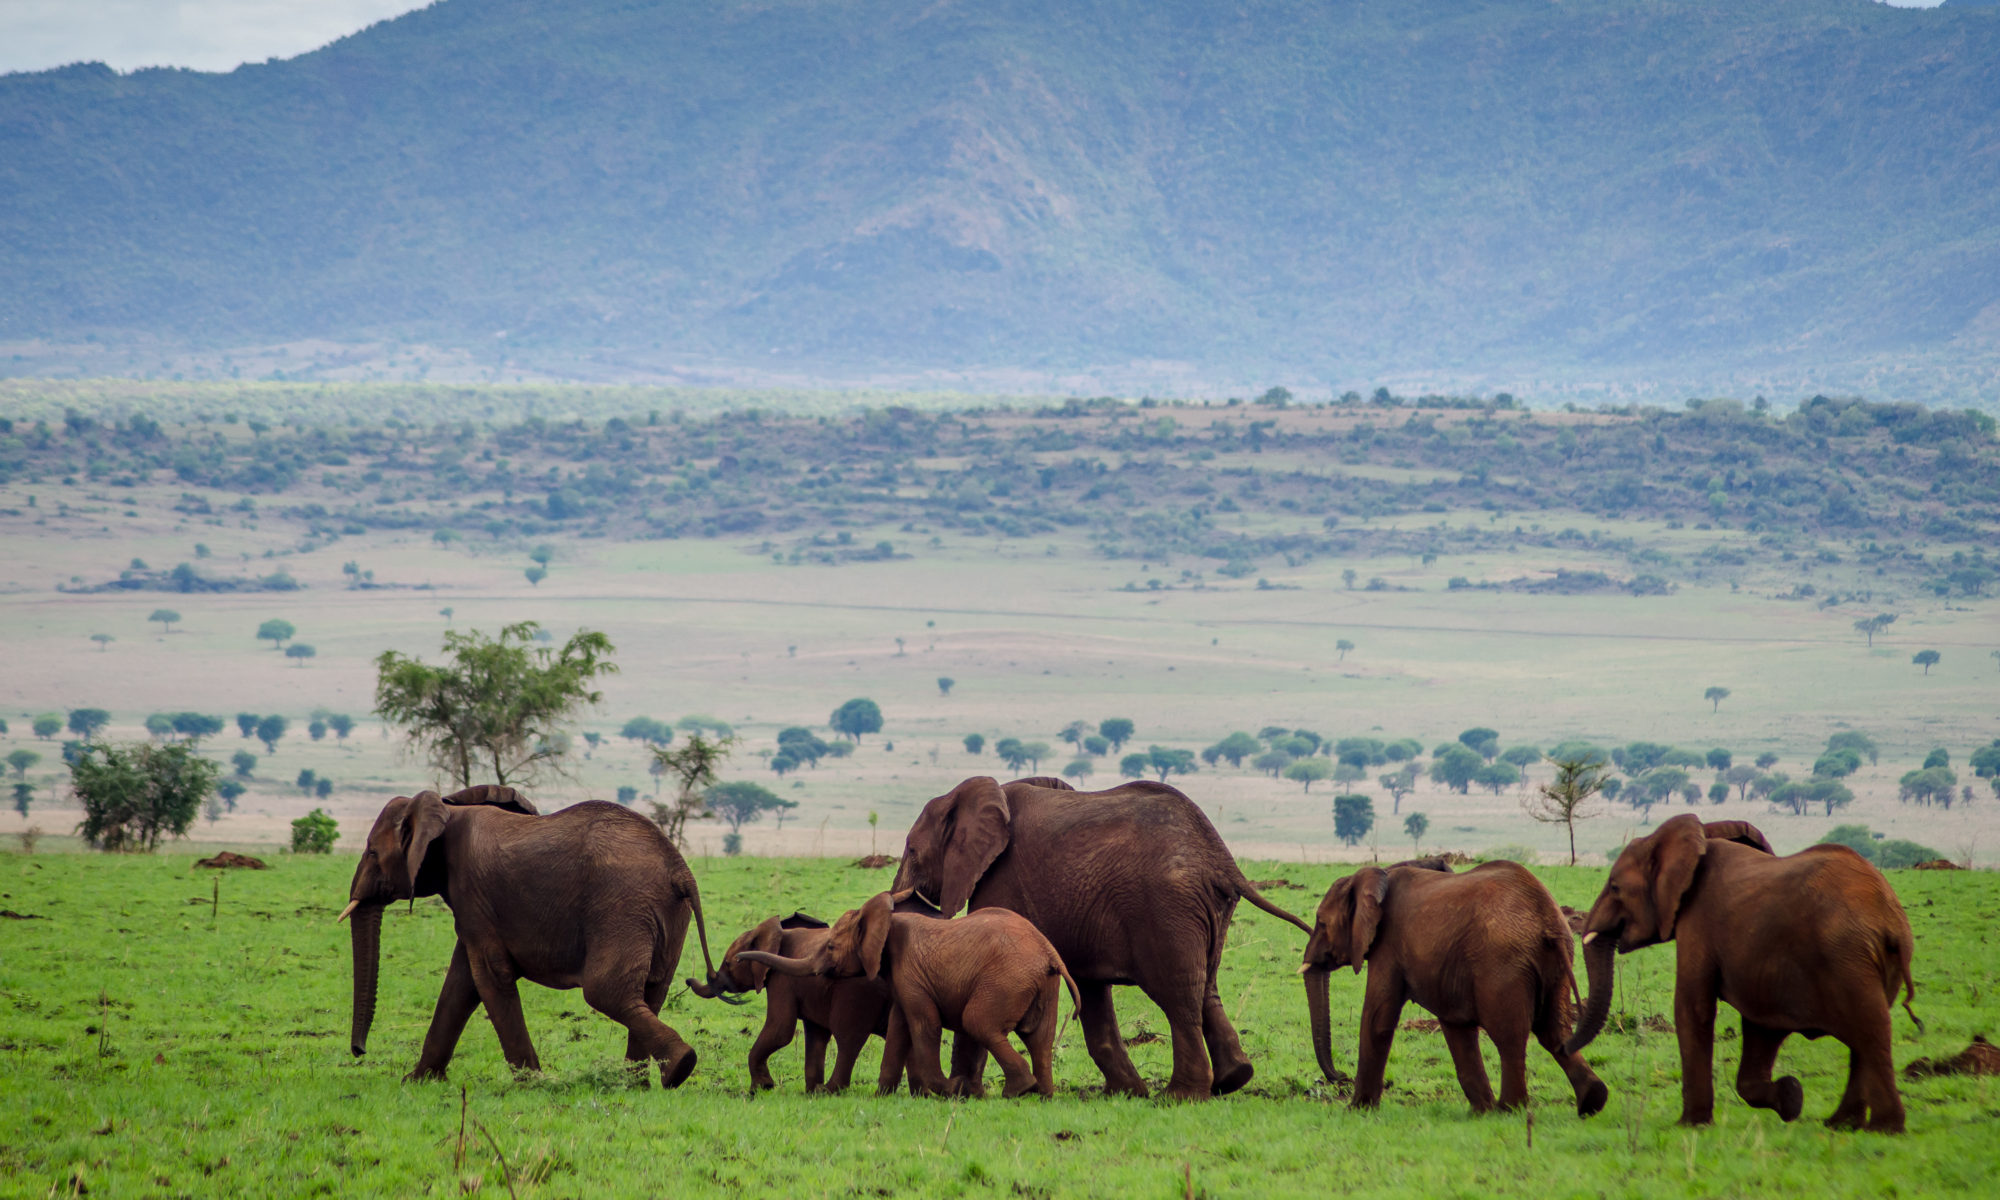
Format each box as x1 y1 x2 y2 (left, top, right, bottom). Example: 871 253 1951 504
3 0 1998 385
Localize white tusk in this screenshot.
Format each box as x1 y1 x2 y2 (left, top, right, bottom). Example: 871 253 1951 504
1581 931 1597 945
1296 962 1311 974
336 900 360 923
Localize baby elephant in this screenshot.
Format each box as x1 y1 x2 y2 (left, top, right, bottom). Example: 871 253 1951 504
739 891 1080 1098
685 912 892 1093
1302 858 1608 1118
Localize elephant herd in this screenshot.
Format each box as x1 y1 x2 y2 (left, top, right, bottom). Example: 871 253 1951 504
341 776 1920 1132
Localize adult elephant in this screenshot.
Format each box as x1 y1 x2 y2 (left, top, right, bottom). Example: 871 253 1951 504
340 784 719 1087
891 775 1310 1099
1566 815 1917 1132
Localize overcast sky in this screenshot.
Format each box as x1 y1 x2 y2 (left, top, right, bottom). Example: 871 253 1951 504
0 0 1953 77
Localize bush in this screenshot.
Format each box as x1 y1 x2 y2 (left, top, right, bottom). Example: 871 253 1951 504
291 808 339 854
72 742 219 852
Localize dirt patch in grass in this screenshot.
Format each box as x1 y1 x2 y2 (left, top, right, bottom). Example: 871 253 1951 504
1248 878 1306 890
852 854 898 869
1904 1036 2000 1078
194 852 269 870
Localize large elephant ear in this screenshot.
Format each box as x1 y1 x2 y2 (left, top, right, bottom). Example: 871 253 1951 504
441 784 538 815
1649 814 1710 942
859 892 896 980
1347 867 1390 973
939 777 1011 916
1701 820 1772 854
740 916 785 993
399 791 450 899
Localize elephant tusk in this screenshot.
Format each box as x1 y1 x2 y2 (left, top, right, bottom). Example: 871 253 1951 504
336 900 360 923
1581 931 1597 945
1297 962 1312 975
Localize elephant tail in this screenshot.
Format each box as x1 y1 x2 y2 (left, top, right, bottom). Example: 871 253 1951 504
1888 929 1922 1034
680 875 721 985
1235 874 1313 935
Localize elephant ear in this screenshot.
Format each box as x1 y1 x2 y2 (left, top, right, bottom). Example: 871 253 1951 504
1347 867 1390 973
740 916 785 992
939 777 1011 916
1701 820 1772 855
399 790 450 899
780 912 828 930
441 784 538 815
1648 814 1710 943
859 892 896 981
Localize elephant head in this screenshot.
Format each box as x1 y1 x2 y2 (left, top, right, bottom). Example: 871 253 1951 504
1565 813 1715 1054
686 913 826 999
738 892 897 981
338 785 538 1059
1299 866 1389 1083
890 777 1012 917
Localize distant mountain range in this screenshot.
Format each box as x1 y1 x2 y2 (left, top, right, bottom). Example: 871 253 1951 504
3 0 1998 397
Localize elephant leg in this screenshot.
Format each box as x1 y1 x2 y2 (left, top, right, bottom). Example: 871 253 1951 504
876 1007 910 1096
1351 976 1405 1109
582 968 694 1089
1028 979 1060 1097
1848 1008 1904 1133
1673 975 1718 1127
963 986 1036 1098
1534 1002 1608 1118
1201 991 1254 1096
409 941 482 1081
745 1009 797 1093
1143 974 1215 1101
1441 1022 1496 1113
826 1026 868 1094
948 1033 990 1098
1480 999 1533 1113
800 1021 830 1094
467 954 541 1073
1736 1019 1803 1123
620 976 672 1088
900 999 950 1097
1078 982 1148 1098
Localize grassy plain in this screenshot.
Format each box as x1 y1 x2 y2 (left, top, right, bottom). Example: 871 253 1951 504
1 853 1995 1198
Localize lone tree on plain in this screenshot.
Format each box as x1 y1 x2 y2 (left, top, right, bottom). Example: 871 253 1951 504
148 609 181 633
71 741 219 852
1523 755 1610 866
1333 793 1375 847
1853 613 1896 647
649 732 734 849
257 619 296 650
1285 756 1334 792
7 749 40 780
1404 811 1429 854
524 565 547 587
705 781 797 841
1098 718 1135 751
962 733 984 755
1704 686 1731 712
829 697 883 743
90 633 115 652
1912 650 1941 675
285 643 317 667
255 714 288 754
937 677 955 696
375 621 617 789
33 714 63 739
1335 639 1355 661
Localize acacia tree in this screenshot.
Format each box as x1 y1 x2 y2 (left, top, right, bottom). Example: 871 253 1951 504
829 698 883 743
650 733 734 849
149 609 181 633
1704 686 1731 712
257 619 296 649
1522 755 1609 866
374 621 617 789
1403 811 1429 854
1853 613 1896 647
1912 650 1940 675
71 742 219 852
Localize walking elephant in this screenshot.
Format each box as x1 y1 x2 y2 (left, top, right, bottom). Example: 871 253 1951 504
740 891 1081 1098
1301 857 1607 1117
891 776 1311 1099
340 785 720 1087
1566 815 1917 1131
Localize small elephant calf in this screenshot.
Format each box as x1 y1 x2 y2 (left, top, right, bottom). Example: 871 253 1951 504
740 891 1080 1098
1302 858 1609 1118
686 912 892 1093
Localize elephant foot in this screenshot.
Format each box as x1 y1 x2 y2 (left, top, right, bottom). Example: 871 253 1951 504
1863 1113 1906 1135
1160 1083 1212 1102
1774 1077 1803 1122
404 1063 449 1083
660 1046 698 1089
1675 1112 1714 1128
1099 1078 1149 1099
1577 1079 1609 1119
946 1076 988 1099
1211 1060 1254 1097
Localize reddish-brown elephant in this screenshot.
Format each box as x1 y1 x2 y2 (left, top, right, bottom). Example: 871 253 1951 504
1302 858 1608 1116
341 785 719 1087
891 776 1311 1100
1566 815 1918 1132
685 912 893 1093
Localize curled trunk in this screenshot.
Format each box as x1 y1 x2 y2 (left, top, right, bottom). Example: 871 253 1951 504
1563 935 1617 1056
349 903 384 1058
734 950 817 978
1303 967 1339 1083
685 973 721 999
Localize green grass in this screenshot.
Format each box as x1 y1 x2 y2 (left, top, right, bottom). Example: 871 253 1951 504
3 853 1996 1197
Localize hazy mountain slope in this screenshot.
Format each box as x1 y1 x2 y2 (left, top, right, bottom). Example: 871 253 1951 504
2 0 1998 380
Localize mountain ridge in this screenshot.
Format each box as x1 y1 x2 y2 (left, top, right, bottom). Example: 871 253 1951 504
3 0 1998 394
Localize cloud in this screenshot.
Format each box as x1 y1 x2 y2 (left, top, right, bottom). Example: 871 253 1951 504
0 1 431 76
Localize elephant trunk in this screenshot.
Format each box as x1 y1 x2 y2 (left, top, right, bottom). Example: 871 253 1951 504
735 949 816 978
349 902 384 1058
1563 933 1617 1056
685 972 721 999
1303 967 1340 1084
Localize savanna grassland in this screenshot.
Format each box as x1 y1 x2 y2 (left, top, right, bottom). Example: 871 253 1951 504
0 853 1996 1198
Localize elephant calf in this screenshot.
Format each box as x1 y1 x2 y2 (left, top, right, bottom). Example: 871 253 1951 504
1303 858 1608 1117
686 912 893 1093
740 890 1080 1098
